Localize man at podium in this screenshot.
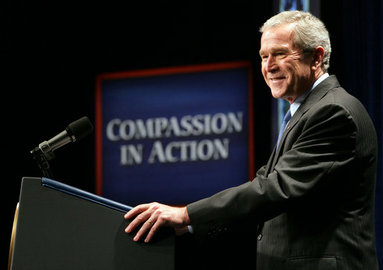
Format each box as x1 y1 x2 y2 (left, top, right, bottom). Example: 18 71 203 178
124 10 379 270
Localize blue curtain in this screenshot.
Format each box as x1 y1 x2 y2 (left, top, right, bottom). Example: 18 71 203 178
277 2 382 264
340 0 383 265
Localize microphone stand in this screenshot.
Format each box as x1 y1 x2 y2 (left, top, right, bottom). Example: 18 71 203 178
30 147 54 178
28 116 93 179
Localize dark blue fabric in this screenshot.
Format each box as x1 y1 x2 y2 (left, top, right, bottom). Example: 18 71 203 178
276 109 291 149
339 0 383 266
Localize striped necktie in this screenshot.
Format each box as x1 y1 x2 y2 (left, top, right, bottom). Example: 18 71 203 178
277 110 291 149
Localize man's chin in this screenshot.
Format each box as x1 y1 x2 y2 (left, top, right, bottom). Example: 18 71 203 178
270 89 286 99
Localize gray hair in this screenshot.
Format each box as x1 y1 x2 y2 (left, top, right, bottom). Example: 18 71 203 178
260 10 331 71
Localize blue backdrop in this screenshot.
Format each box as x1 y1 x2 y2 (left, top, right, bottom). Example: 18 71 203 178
96 62 254 206
279 1 382 264
342 0 383 264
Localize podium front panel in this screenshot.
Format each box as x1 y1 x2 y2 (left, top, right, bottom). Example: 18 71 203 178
10 177 174 270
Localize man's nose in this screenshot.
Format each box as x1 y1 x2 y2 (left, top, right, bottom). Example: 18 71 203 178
264 56 278 73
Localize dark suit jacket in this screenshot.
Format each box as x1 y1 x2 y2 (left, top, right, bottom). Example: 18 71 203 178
187 76 379 269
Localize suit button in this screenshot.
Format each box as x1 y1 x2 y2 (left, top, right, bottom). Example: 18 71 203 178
257 234 263 241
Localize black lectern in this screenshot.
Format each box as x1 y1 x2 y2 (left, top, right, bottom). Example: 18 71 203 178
9 177 175 270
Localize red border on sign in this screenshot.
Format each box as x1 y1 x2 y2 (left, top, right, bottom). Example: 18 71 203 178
95 61 255 196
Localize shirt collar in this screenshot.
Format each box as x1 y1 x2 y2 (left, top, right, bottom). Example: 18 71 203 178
290 73 329 116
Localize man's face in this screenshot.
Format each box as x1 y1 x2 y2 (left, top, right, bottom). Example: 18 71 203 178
260 24 314 103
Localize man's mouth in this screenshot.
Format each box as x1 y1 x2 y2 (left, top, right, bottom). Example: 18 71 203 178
269 76 286 82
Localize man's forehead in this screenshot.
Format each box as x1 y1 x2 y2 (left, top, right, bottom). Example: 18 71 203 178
261 24 295 41
259 44 290 55
260 24 297 51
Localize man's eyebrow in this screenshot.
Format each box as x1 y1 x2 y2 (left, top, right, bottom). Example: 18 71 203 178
259 47 289 56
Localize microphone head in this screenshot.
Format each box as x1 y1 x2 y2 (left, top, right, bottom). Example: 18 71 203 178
66 116 94 142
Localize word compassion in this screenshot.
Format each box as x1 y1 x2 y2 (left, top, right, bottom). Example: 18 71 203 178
106 112 244 165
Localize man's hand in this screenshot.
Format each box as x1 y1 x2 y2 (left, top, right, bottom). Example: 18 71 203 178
124 202 191 243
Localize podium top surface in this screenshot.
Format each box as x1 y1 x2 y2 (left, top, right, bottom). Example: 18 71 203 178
41 177 133 213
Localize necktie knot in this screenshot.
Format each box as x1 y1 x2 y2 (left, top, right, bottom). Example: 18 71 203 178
277 110 291 149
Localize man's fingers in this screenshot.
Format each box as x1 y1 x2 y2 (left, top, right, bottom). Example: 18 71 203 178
124 203 149 219
144 221 162 243
125 209 151 233
133 219 154 242
132 215 161 242
123 202 188 243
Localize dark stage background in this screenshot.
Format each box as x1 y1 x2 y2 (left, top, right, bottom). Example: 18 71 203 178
2 0 382 268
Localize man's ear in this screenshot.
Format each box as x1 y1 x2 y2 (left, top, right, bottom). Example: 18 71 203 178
311 46 325 71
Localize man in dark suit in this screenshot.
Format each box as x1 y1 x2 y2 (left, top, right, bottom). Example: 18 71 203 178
124 11 379 269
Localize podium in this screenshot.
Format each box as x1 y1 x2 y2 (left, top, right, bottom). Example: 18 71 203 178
9 177 175 270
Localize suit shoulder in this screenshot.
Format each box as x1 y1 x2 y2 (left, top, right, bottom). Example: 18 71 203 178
319 86 369 120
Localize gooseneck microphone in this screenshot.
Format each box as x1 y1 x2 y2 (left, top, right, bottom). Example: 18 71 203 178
34 116 94 160
30 116 94 177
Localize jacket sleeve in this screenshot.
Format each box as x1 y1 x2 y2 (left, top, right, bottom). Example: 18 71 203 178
187 102 357 239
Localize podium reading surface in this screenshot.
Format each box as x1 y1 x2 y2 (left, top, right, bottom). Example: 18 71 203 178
10 177 175 270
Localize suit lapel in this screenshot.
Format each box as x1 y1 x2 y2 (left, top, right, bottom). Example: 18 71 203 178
270 75 340 169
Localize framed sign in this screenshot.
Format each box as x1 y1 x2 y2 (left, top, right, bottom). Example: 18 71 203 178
95 61 254 205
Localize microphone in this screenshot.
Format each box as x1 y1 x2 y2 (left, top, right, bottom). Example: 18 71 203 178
30 116 94 178
31 116 94 161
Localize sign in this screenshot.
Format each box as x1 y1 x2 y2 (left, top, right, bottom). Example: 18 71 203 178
95 61 254 205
